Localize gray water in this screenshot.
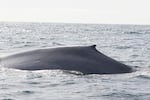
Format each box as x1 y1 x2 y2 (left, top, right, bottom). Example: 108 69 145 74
0 22 150 100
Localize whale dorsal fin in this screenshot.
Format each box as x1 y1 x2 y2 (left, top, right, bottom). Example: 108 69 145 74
88 45 97 50
91 44 96 48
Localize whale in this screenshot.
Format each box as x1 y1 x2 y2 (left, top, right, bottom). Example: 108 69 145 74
0 45 133 74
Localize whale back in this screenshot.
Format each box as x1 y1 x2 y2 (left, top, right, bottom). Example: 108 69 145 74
1 45 132 74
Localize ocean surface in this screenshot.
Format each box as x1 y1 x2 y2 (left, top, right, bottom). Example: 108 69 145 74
0 22 150 100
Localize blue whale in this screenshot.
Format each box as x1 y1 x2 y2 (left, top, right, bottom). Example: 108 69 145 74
0 45 133 74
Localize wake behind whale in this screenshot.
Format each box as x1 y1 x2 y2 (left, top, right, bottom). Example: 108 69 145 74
0 45 133 74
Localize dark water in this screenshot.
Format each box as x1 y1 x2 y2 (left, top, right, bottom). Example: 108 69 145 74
0 22 150 100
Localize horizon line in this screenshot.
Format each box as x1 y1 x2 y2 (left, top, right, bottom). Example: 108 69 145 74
0 21 150 26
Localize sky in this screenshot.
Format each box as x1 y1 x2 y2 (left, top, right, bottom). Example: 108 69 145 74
0 0 150 24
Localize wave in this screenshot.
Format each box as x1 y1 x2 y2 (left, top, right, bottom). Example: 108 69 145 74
123 31 149 34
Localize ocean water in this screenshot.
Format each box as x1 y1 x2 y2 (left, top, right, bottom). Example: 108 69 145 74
0 22 150 100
